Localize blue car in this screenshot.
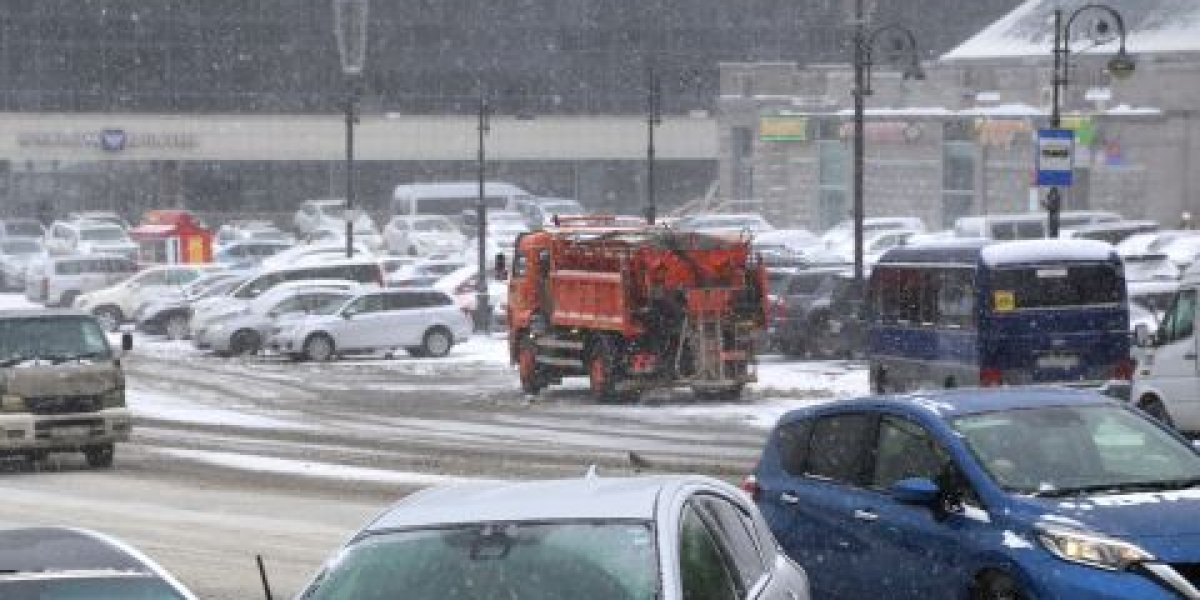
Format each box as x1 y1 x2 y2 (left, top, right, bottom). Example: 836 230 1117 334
746 388 1200 599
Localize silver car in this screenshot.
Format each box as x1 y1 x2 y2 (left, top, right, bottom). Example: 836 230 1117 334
295 474 811 600
0 238 44 291
268 288 471 360
200 286 352 356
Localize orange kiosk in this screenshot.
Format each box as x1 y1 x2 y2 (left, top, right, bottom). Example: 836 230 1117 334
129 210 214 265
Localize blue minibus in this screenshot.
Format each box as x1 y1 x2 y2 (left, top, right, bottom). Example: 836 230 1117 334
868 238 1132 392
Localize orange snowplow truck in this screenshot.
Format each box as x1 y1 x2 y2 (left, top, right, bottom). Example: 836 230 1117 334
503 216 768 401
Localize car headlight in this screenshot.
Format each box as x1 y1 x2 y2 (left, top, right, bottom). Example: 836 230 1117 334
1 395 25 412
1038 527 1154 571
101 389 125 408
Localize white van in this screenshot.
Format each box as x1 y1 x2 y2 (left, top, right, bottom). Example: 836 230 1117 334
390 182 535 223
1132 261 1200 431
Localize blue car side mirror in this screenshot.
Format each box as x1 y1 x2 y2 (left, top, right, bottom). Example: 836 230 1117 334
891 477 941 506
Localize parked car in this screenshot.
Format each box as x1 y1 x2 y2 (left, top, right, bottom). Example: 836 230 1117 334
1154 234 1200 273
268 288 471 360
259 241 373 270
44 219 139 260
747 387 1200 600
463 211 529 266
677 213 775 234
435 264 508 326
387 258 465 287
73 264 219 331
382 214 467 256
830 228 919 264
391 181 534 222
24 254 138 308
189 258 384 339
213 239 293 269
1124 252 1183 282
66 210 132 231
0 217 46 240
516 196 586 228
1065 219 1159 245
0 526 196 599
215 219 292 247
767 267 863 357
296 474 811 600
0 310 132 467
197 282 355 356
136 272 249 340
823 216 925 250
0 237 44 290
293 198 384 250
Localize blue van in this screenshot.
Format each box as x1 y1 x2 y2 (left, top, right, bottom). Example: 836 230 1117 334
745 388 1200 599
868 239 1132 392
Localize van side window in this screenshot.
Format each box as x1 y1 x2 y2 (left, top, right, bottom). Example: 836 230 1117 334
1159 289 1197 344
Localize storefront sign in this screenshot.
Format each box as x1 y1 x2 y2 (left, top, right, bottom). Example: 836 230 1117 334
759 115 808 141
838 121 924 144
17 129 198 152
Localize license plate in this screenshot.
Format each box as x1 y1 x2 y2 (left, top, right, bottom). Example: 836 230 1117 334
1037 354 1080 370
51 426 92 439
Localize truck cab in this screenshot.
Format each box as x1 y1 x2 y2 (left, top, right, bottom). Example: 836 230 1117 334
0 310 132 467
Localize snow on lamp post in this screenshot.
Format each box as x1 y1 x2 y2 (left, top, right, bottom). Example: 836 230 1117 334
333 0 368 258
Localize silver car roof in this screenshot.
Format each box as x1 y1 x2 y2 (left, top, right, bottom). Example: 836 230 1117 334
365 475 722 532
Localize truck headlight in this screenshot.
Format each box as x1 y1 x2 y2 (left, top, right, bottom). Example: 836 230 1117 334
1 395 25 412
1038 527 1153 571
101 389 125 408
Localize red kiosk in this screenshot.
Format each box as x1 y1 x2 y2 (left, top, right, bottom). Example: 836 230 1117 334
128 209 214 265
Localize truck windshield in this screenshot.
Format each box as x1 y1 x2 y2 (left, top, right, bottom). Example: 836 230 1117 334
989 264 1122 310
0 316 113 365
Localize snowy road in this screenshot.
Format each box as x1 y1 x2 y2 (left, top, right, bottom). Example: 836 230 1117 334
0 292 869 598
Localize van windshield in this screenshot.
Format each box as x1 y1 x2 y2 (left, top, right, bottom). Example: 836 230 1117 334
989 264 1122 310
416 196 507 216
0 316 113 365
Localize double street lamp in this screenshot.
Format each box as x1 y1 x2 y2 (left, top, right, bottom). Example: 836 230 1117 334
1044 3 1135 237
475 88 492 333
850 3 924 284
333 0 368 258
645 67 662 226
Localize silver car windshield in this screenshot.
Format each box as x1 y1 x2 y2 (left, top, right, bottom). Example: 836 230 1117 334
953 405 1200 496
300 521 658 600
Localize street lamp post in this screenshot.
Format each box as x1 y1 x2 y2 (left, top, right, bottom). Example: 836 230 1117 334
475 89 492 333
850 1 924 284
1046 4 1135 237
645 67 662 225
333 0 368 259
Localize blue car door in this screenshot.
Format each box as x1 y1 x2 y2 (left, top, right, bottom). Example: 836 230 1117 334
856 413 980 599
759 411 879 599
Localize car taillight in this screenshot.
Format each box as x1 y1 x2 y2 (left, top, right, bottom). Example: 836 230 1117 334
1113 357 1135 381
980 367 1003 387
740 475 761 502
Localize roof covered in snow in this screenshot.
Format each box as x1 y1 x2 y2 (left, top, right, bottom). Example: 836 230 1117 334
943 0 1200 61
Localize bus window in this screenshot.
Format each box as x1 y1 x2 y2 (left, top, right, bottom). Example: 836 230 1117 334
874 267 937 326
989 264 1122 310
936 269 975 329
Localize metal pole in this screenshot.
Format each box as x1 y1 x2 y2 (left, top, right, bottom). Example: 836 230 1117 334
345 82 357 258
645 68 661 225
475 90 491 333
851 0 866 284
1047 8 1063 238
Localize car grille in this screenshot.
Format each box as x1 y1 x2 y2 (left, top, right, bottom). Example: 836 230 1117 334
1170 563 1200 587
25 395 102 415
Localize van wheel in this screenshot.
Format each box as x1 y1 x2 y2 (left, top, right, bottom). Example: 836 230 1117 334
421 326 453 358
84 443 114 469
93 306 123 332
230 329 262 356
303 333 336 362
165 314 190 341
1138 396 1175 428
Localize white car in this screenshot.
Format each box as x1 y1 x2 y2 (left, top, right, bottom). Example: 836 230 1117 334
74 264 220 331
435 264 508 325
44 220 139 260
387 258 465 287
24 254 139 308
268 288 471 360
259 241 373 270
383 215 467 257
678 213 776 234
0 238 44 290
196 284 354 356
294 199 384 250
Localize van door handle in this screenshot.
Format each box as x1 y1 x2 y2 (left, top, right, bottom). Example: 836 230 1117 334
853 509 879 522
779 492 799 505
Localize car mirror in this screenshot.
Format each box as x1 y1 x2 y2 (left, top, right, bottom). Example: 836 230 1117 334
120 332 133 352
1133 324 1154 348
890 477 940 507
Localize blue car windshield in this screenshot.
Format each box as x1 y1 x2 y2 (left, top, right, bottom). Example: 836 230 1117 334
953 405 1200 496
299 521 658 600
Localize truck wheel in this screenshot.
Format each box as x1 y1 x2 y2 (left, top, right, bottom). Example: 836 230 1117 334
588 339 620 402
1138 396 1175 428
303 333 336 362
518 341 544 394
165 314 190 341
84 443 114 468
